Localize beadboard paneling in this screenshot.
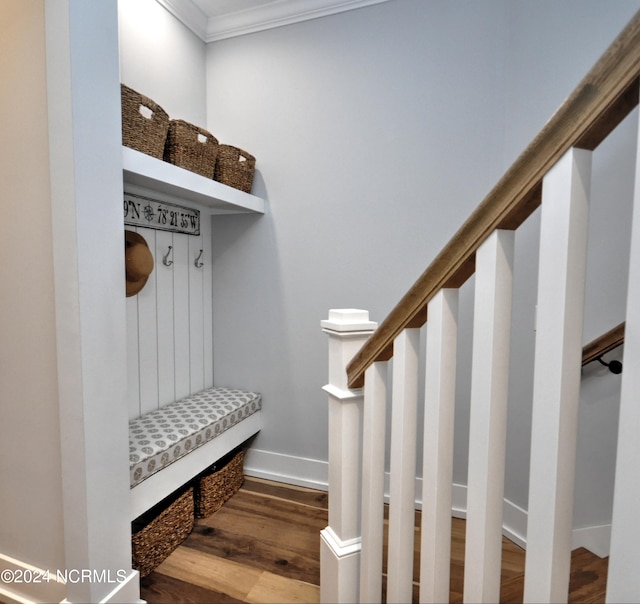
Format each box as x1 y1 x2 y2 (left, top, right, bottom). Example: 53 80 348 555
126 214 213 420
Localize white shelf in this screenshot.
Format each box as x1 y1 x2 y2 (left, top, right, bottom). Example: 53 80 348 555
122 146 265 214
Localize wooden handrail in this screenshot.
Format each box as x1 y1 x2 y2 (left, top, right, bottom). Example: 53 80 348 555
347 10 640 389
582 322 625 366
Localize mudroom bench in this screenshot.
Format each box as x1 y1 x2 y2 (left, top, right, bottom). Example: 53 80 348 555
129 386 262 520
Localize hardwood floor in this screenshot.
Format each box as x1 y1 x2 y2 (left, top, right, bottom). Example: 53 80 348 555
140 478 326 603
139 477 608 603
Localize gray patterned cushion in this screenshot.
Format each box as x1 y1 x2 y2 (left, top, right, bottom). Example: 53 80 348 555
129 386 261 488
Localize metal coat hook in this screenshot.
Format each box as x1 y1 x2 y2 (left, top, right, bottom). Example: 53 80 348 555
162 246 173 267
597 356 623 374
195 249 204 268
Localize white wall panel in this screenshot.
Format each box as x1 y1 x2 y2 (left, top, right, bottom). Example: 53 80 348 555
173 232 192 402
203 216 214 386
137 227 160 416
126 294 141 420
156 229 177 406
189 236 206 393
126 223 213 418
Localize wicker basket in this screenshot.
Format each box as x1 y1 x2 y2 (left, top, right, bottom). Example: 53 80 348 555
214 145 256 193
121 84 170 159
163 120 219 178
194 449 245 519
132 486 194 577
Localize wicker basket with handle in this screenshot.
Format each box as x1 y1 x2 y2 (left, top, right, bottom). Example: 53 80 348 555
163 119 219 178
214 145 256 193
194 449 244 518
121 84 170 159
131 486 194 577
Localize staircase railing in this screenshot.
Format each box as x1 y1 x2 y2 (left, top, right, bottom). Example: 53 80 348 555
582 322 625 366
322 9 640 604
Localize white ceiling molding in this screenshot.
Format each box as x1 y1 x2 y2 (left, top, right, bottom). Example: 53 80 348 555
155 0 209 40
157 0 390 43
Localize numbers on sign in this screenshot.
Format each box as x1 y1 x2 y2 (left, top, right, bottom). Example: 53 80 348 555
123 194 200 235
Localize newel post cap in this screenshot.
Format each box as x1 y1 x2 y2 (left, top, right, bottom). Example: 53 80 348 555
321 308 378 333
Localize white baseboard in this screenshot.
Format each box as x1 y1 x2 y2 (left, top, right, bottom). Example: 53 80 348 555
98 570 143 604
244 448 329 491
572 523 611 558
0 553 142 604
0 553 66 604
245 448 611 558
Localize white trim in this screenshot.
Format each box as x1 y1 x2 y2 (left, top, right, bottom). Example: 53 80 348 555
243 450 611 558
156 0 391 42
320 527 361 603
321 527 362 557
244 447 329 490
98 570 144 604
502 496 528 550
244 449 611 559
155 0 208 40
322 383 364 401
0 553 66 604
572 524 611 559
0 554 143 604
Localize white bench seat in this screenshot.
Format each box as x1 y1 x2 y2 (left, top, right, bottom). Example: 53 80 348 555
129 386 261 520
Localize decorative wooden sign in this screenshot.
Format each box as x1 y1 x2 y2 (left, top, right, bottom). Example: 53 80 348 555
124 192 200 236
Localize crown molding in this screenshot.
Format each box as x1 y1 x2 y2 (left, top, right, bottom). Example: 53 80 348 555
157 0 390 43
155 0 209 40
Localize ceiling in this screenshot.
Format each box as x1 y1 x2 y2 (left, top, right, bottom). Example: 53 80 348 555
191 0 281 18
156 0 389 42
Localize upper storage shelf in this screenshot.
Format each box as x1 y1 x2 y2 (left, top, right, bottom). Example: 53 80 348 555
122 146 265 214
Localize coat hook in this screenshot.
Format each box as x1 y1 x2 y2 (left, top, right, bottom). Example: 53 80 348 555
162 245 173 267
195 249 204 268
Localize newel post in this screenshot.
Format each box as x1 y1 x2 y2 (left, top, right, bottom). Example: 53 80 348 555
321 309 377 604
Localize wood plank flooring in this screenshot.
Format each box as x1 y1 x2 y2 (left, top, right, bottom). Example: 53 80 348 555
139 477 609 603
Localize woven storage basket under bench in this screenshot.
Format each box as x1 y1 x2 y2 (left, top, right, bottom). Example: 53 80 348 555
132 486 194 578
129 386 262 575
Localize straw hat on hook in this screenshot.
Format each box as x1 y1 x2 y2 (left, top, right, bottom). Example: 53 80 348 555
125 230 154 297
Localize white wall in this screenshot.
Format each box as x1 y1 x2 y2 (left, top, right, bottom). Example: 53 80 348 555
118 0 207 126
205 0 509 473
0 0 66 575
1 2 139 602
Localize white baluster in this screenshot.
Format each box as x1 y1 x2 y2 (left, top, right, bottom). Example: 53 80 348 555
419 289 459 604
321 309 377 604
360 361 389 603
524 147 592 603
606 114 640 603
387 327 421 604
464 229 515 602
